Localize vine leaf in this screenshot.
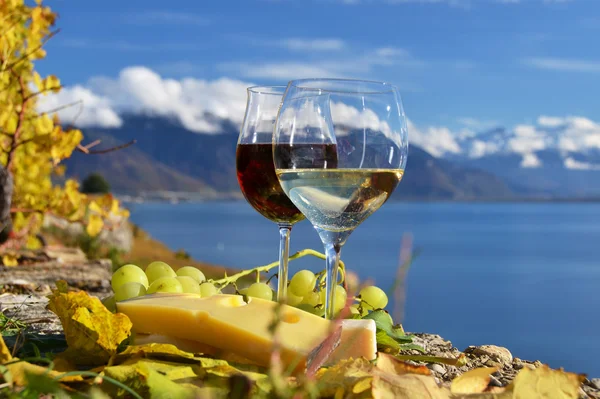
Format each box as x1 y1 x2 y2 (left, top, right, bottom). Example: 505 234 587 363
46 281 132 366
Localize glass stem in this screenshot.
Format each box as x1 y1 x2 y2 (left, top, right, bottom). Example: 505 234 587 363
277 223 292 303
324 242 341 320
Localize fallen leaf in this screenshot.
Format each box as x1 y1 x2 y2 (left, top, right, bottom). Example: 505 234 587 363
376 352 431 376
4 359 82 387
371 373 450 399
451 367 497 394
103 359 198 398
315 357 374 397
2 254 18 267
512 364 585 399
0 335 12 363
46 283 132 366
114 343 196 364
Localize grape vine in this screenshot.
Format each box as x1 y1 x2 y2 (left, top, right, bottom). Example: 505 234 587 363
0 0 129 251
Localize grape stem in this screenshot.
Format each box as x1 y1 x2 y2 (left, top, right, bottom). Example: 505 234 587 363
211 248 346 288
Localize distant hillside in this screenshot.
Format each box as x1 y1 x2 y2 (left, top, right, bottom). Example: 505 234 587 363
64 129 217 195
398 146 513 200
65 114 514 201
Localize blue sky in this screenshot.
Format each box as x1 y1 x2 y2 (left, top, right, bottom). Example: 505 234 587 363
38 0 600 139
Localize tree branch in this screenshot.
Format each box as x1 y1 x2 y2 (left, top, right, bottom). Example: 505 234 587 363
6 72 28 171
76 139 137 155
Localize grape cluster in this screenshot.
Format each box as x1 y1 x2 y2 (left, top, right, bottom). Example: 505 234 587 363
283 269 389 317
110 261 217 302
108 261 389 319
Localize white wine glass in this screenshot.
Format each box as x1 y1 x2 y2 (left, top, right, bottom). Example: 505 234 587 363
273 78 408 319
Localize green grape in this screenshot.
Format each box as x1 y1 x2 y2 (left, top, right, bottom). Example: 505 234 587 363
114 282 147 302
247 283 273 301
319 285 348 315
176 266 206 283
176 276 201 294
200 282 218 298
301 291 321 307
286 292 303 307
145 261 176 284
289 270 316 297
238 287 249 296
111 264 148 291
359 286 388 310
147 277 183 294
101 295 116 313
296 303 324 317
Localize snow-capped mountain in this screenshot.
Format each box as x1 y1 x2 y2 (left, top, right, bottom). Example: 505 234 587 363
436 117 600 197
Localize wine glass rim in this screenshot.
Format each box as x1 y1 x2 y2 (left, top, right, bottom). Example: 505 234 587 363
288 78 398 94
247 85 287 95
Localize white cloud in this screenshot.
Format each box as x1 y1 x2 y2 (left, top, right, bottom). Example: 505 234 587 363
457 117 499 130
219 46 420 81
282 38 346 51
468 140 500 158
41 67 253 133
125 11 210 26
521 153 542 168
37 85 122 128
220 62 341 80
522 57 600 72
564 157 600 170
407 120 462 157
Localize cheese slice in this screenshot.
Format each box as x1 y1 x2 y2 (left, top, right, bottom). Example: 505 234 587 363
118 293 378 371
327 319 377 365
132 318 377 367
117 293 333 371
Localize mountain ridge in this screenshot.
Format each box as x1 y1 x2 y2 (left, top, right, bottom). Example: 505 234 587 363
62 114 539 201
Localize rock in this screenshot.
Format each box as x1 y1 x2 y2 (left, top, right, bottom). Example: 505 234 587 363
465 345 513 365
489 375 503 387
591 379 600 390
427 363 446 375
43 213 133 253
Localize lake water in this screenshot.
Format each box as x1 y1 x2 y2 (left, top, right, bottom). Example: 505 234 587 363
128 201 600 377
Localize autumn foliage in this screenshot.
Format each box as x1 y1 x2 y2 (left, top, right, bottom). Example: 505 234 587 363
0 0 128 250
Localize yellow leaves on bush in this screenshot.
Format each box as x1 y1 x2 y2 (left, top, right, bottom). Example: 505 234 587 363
46 281 132 366
0 0 130 247
86 214 104 237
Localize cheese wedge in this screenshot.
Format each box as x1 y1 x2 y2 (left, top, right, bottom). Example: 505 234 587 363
327 319 377 365
133 318 377 367
117 293 333 370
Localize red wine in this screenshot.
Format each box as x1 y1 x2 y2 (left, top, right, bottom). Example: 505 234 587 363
236 143 337 224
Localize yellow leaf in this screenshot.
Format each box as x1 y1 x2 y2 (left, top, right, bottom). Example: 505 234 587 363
114 343 197 364
315 357 374 397
2 254 19 267
43 75 61 93
86 213 104 237
372 372 450 399
451 366 497 394
376 352 432 376
88 200 103 215
103 359 198 398
46 284 132 366
512 365 585 399
0 335 12 363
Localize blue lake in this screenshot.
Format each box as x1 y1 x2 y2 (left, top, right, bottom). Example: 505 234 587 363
128 201 600 377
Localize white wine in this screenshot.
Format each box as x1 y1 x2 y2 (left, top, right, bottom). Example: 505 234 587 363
277 169 403 232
